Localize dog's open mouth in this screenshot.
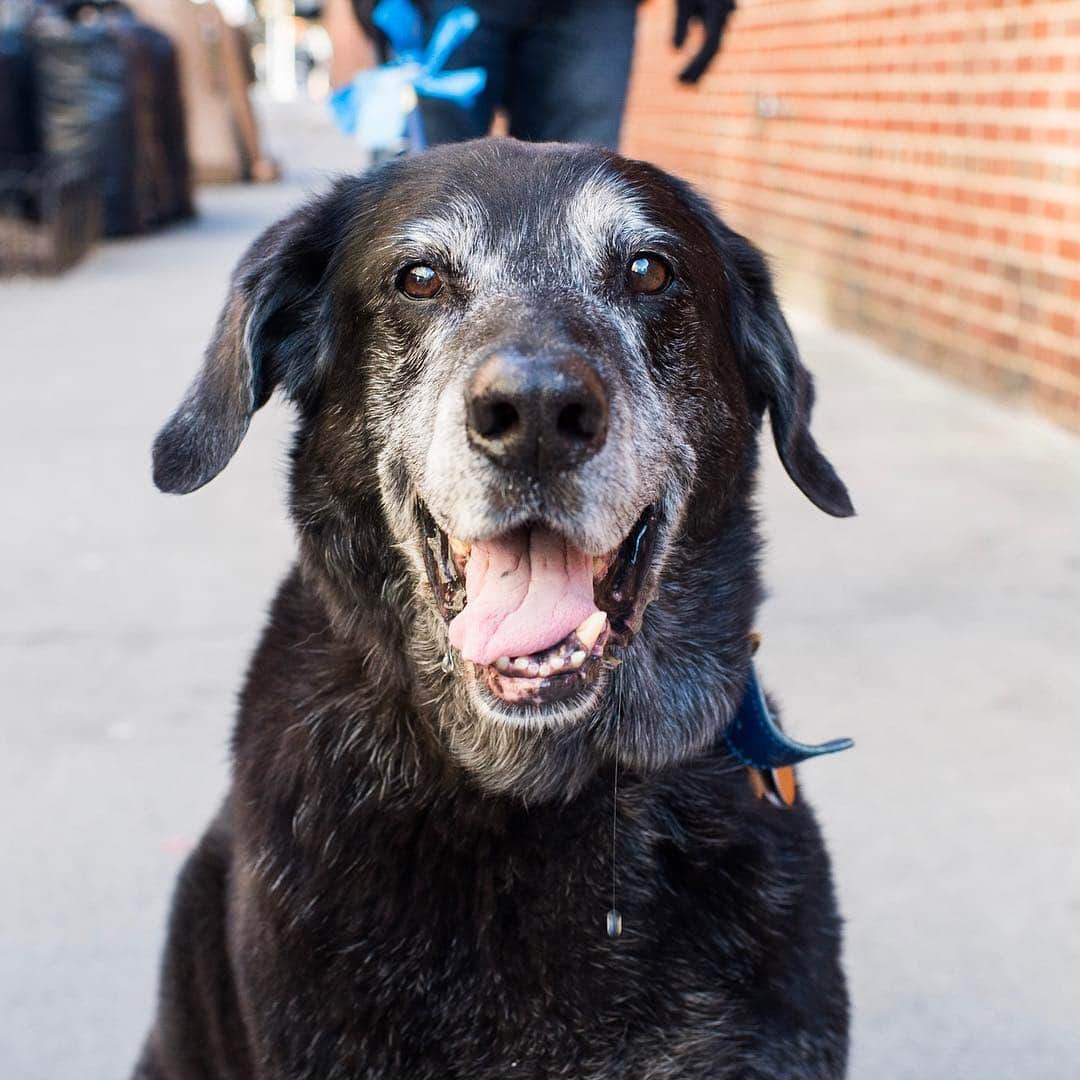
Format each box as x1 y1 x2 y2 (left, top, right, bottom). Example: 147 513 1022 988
421 506 659 709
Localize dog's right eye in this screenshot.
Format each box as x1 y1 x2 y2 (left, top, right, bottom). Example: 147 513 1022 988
398 264 444 300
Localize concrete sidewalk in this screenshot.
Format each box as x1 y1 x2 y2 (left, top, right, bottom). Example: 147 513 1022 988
2 103 1078 1079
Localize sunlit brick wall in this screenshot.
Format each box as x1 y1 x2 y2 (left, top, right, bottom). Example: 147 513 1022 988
623 0 1080 429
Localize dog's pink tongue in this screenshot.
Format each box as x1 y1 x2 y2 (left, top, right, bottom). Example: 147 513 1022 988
448 527 598 666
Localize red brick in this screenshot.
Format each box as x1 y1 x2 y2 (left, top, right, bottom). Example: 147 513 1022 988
623 0 1080 430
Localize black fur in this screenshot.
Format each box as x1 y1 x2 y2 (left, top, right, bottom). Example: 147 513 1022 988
137 140 852 1079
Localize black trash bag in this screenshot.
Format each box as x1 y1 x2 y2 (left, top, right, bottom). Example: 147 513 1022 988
30 3 144 235
30 0 192 236
0 24 41 165
127 16 193 224
87 1 193 227
0 17 43 224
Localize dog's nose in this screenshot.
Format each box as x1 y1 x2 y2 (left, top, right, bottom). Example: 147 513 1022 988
465 350 608 473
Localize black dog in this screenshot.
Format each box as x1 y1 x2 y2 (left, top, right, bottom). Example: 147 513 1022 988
135 139 853 1079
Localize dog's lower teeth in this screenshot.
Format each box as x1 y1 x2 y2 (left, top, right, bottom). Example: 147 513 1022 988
493 629 604 680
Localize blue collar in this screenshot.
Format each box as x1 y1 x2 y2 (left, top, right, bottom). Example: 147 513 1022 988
725 663 853 771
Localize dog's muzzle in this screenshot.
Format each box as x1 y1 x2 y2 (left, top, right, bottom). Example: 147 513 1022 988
418 346 663 716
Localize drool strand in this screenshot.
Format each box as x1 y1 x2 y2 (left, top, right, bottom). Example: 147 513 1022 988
606 710 623 939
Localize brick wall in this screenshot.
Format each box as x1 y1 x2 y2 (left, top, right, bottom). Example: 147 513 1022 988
622 0 1080 430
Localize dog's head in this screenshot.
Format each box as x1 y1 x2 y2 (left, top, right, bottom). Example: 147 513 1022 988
154 140 851 799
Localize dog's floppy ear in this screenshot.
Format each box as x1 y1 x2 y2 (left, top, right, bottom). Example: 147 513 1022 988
152 182 355 494
639 163 854 516
721 231 854 518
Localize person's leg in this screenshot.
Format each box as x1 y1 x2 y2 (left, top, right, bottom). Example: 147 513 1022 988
417 0 513 145
328 0 377 90
507 0 637 148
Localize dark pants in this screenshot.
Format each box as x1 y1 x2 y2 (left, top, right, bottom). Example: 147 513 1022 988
419 0 637 149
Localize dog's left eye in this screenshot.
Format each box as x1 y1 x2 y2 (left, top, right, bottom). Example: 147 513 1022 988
630 251 669 295
398 264 444 300
626 252 672 295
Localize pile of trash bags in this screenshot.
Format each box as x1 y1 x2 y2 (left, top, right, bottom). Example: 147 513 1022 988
30 0 194 236
1 0 273 273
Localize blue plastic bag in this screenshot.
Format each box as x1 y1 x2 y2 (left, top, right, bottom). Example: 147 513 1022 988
329 1 485 153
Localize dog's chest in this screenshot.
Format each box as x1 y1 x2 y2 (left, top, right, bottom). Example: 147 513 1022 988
277 803 743 1077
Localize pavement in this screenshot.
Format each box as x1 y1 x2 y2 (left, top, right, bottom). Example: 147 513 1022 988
2 102 1078 1079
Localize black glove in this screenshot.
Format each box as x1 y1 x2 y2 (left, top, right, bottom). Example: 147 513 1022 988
673 0 736 84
